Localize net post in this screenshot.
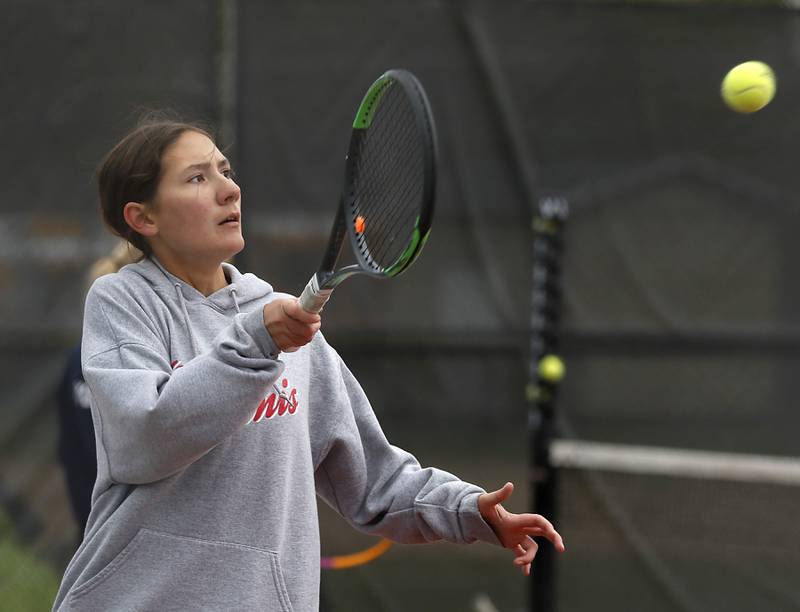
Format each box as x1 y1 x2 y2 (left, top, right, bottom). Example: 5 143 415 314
528 196 568 612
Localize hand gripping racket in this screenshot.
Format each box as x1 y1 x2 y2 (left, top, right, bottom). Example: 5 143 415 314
299 69 438 313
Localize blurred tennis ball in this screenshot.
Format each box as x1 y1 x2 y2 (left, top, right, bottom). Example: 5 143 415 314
538 354 565 384
721 61 776 114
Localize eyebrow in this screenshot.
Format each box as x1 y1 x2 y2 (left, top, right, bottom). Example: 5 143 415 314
183 159 231 173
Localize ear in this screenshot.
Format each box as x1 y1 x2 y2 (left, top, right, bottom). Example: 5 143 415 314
123 202 158 238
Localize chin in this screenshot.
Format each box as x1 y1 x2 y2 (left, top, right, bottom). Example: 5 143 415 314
234 235 245 254
224 237 245 260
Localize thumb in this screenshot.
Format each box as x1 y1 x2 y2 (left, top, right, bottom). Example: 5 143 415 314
481 482 514 510
284 298 321 324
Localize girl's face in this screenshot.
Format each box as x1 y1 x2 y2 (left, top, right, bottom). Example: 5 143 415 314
147 130 243 266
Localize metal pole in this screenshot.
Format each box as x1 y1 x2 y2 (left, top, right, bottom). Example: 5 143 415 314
528 197 568 612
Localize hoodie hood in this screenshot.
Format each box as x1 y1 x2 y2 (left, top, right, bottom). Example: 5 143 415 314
127 257 275 313
116 256 277 361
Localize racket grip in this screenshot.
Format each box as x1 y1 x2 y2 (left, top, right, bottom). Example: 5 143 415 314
299 275 333 313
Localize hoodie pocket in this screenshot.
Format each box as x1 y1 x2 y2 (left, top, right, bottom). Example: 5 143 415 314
69 529 294 611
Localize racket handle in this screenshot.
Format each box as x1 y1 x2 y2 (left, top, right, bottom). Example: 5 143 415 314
299 275 333 313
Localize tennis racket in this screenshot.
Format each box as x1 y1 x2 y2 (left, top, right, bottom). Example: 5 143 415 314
298 68 437 313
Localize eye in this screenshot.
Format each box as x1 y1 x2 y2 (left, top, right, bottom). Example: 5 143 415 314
222 168 236 180
188 174 205 184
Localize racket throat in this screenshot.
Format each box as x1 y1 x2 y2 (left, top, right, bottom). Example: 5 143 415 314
298 266 364 314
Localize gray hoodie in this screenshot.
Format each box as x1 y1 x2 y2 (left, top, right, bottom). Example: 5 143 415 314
53 257 499 612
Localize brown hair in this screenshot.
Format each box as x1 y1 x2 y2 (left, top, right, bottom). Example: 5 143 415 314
96 116 214 256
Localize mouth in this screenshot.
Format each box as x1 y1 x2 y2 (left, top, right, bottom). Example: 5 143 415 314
219 212 241 226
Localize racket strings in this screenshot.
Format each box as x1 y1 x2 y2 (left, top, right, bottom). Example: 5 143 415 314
355 123 422 265
350 83 427 269
358 147 421 261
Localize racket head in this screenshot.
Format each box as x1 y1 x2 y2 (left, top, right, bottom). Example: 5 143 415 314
342 69 437 279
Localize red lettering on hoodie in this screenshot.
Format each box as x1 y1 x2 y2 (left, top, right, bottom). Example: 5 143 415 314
252 378 299 422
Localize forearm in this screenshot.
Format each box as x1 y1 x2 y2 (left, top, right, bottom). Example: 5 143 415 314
316 430 498 546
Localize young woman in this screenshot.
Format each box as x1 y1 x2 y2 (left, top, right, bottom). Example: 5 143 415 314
53 119 564 611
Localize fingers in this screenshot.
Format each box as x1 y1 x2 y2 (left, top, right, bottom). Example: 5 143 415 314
283 310 321 339
541 523 565 553
516 514 565 552
282 298 322 324
522 527 547 536
262 298 322 352
512 537 538 576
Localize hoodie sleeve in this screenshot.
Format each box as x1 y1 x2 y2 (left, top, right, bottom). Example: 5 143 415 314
312 342 501 547
82 277 284 485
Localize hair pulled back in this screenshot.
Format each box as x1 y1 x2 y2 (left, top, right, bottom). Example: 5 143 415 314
97 115 214 256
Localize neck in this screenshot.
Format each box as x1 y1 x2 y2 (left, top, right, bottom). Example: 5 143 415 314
152 250 228 296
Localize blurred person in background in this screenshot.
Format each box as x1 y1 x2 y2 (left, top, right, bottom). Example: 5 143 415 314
53 116 563 612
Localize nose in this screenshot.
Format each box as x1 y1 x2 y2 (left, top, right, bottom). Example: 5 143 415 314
218 177 241 205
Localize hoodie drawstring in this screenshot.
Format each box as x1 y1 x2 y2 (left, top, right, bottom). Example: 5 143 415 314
230 287 241 313
175 283 201 358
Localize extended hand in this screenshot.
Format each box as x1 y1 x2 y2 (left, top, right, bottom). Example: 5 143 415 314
478 482 565 576
262 298 322 353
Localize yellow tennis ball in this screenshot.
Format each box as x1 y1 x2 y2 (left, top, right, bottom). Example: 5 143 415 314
538 354 565 384
721 61 776 114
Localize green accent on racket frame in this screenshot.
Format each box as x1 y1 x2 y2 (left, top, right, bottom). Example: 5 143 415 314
352 76 394 129
383 217 431 277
